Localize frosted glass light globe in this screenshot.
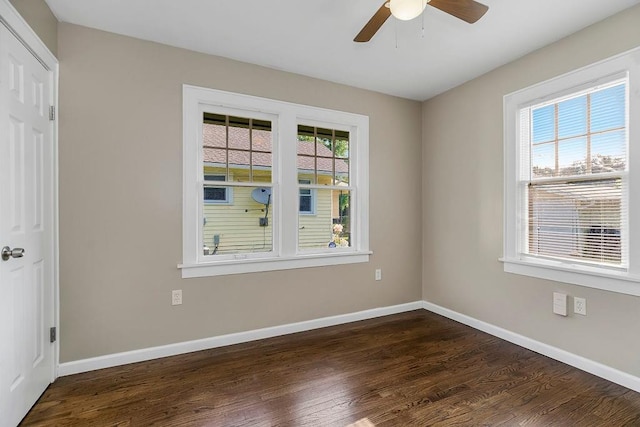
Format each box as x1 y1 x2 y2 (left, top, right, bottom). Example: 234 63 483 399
389 0 428 21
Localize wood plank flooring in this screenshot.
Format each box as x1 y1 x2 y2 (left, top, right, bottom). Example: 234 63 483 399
21 310 640 426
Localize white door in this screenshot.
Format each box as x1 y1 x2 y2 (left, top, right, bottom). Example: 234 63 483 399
0 23 55 427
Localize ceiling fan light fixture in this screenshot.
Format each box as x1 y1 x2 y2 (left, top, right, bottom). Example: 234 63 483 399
389 0 428 21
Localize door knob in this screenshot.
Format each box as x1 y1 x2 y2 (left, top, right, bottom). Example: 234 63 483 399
1 246 25 261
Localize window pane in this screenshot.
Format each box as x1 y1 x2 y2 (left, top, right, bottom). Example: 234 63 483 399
299 189 351 250
202 186 273 256
203 148 226 169
532 105 554 143
316 128 333 152
252 170 272 183
228 150 251 178
532 143 555 178
335 137 349 158
336 158 349 185
557 137 587 176
203 122 227 148
297 135 316 183
316 156 333 185
252 151 271 170
591 130 626 173
253 126 272 152
297 135 316 155
316 141 334 158
227 118 250 150
591 84 625 133
557 95 587 139
297 158 315 184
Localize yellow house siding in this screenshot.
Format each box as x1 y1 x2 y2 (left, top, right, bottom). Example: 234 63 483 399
203 166 272 254
299 188 333 249
203 186 273 254
202 167 335 252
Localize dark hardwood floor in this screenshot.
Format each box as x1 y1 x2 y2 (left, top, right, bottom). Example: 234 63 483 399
21 310 640 426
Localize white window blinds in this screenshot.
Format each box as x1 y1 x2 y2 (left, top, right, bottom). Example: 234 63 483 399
520 80 628 267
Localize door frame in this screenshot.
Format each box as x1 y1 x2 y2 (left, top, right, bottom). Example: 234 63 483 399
0 0 59 381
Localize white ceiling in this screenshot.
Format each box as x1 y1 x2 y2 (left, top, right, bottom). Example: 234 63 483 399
44 0 640 101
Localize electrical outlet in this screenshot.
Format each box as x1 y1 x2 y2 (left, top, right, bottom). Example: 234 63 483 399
574 297 586 315
375 269 382 281
172 289 182 306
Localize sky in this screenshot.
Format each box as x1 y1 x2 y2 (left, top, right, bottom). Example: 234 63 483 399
530 83 626 173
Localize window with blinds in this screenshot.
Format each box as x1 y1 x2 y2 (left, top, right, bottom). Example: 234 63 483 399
521 80 627 267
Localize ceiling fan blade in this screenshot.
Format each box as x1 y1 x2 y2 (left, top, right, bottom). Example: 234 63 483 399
354 2 392 43
428 0 488 24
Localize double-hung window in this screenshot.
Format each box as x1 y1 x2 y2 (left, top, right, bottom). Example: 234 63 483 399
503 47 640 296
180 85 370 278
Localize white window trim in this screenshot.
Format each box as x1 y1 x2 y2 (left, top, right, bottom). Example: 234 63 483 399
204 174 233 205
180 85 370 278
502 46 640 296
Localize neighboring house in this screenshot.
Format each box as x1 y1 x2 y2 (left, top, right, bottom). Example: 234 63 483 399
202 119 349 254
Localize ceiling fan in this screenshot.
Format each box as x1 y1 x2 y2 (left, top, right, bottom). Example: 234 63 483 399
354 0 489 42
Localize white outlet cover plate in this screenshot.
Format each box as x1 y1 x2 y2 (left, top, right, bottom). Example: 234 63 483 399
574 297 587 315
172 290 182 305
553 292 567 316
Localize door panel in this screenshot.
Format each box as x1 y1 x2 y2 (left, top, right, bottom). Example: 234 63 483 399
0 23 54 427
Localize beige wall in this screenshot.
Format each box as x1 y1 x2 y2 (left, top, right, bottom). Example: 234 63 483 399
57 23 423 362
422 4 640 376
9 0 57 55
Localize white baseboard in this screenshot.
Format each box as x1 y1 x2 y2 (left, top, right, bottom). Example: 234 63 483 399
421 300 640 393
59 299 640 393
58 301 423 377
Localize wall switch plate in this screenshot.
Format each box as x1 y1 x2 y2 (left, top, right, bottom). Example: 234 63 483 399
553 292 567 316
375 269 382 281
172 289 182 306
574 297 587 315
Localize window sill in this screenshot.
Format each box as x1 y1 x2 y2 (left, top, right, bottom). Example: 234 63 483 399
179 251 372 278
500 257 640 296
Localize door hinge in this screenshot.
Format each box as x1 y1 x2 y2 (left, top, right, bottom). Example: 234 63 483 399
49 105 55 121
50 326 56 343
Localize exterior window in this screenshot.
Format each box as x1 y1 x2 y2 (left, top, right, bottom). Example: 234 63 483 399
299 180 314 214
297 125 351 250
503 47 640 296
181 85 370 278
204 175 231 204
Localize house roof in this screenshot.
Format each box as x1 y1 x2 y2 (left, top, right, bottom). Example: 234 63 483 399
203 124 348 174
